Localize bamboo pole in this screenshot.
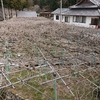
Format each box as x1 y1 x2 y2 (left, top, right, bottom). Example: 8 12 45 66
5 41 10 72
53 73 57 100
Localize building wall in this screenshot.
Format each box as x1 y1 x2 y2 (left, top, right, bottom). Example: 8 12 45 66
69 16 91 27
62 16 65 22
69 16 73 23
54 14 64 22
17 11 37 17
86 17 99 28
54 15 60 22
69 16 96 28
53 14 98 28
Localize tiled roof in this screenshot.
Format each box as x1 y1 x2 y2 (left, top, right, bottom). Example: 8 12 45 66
62 9 100 16
90 0 100 6
52 8 100 16
70 0 100 8
70 3 98 8
52 0 100 16
52 8 68 14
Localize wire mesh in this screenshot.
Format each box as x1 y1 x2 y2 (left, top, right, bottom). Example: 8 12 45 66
0 17 100 100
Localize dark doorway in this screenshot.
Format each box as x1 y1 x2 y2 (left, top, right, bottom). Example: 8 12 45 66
98 17 100 28
91 18 99 25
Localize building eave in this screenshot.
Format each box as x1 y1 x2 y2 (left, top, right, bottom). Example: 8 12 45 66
70 0 100 9
69 6 98 9
62 14 100 17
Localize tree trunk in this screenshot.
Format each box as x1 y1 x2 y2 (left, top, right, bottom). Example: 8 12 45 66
11 9 12 18
15 10 17 17
8 7 10 19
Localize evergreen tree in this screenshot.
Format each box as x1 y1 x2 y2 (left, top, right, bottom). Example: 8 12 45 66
2 0 81 11
27 0 33 7
50 0 59 10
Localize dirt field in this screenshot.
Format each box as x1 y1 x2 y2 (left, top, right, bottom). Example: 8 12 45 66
0 17 100 100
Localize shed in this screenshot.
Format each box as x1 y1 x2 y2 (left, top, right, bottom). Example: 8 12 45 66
17 11 37 17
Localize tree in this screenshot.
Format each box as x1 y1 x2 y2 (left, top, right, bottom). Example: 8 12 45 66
50 0 59 10
27 0 33 7
3 0 27 10
3 0 81 11
41 0 81 11
8 0 27 16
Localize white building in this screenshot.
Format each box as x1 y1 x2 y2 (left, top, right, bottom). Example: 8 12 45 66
52 0 100 28
17 11 37 17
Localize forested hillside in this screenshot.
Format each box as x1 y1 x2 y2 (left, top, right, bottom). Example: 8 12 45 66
34 0 81 10
0 0 81 11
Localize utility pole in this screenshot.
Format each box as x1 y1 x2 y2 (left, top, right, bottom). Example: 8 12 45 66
60 0 62 23
1 0 5 20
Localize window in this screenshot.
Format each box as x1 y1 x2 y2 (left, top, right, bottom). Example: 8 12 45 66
65 16 70 22
73 16 79 22
73 16 86 23
76 16 80 22
82 16 86 23
56 15 59 20
73 16 76 22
